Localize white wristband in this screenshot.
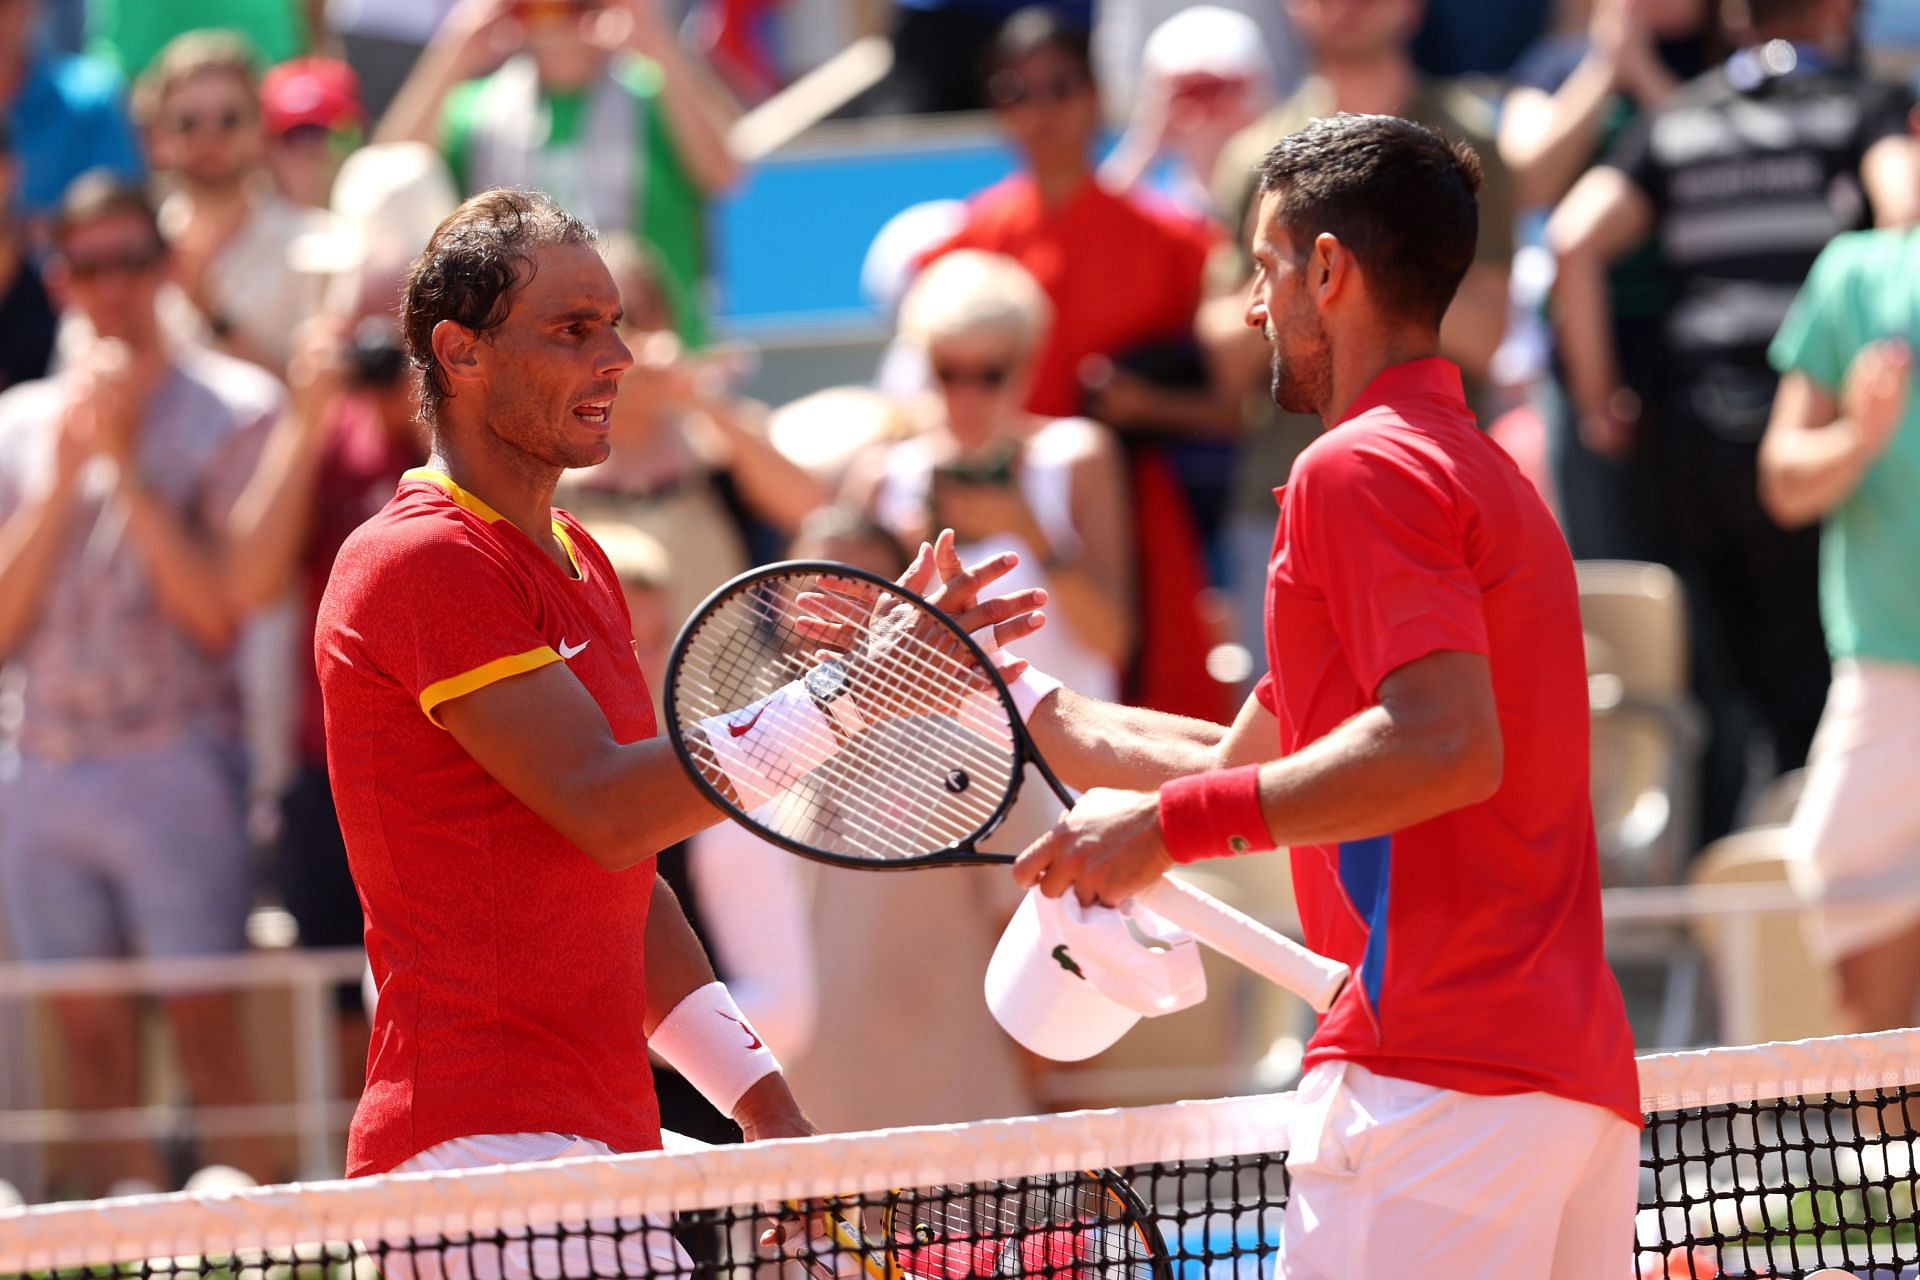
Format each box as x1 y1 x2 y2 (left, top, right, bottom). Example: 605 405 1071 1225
698 681 842 809
1002 659 1064 723
650 981 780 1117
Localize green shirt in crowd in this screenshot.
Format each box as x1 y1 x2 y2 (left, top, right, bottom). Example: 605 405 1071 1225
441 56 709 347
87 0 305 76
1769 229 1920 668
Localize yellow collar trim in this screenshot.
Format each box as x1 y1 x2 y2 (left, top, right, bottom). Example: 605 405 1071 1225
406 467 582 581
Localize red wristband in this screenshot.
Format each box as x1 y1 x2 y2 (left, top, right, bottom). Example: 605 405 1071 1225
1158 764 1276 865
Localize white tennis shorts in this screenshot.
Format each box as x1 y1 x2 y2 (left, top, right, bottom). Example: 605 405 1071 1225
1787 658 1920 963
1278 1061 1639 1280
383 1132 691 1280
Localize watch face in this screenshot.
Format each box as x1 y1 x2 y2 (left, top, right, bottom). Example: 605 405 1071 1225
806 660 849 702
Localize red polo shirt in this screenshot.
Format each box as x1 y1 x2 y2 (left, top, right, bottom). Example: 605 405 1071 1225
920 174 1214 417
1255 358 1639 1127
317 469 663 1175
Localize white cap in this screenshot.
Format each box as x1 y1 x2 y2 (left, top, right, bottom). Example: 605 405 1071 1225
288 141 461 279
1142 6 1273 85
986 888 1207 1061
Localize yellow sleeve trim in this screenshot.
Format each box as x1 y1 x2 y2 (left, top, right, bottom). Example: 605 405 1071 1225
419 646 563 727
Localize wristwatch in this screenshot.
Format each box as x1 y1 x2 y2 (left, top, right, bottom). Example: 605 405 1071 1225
805 659 868 738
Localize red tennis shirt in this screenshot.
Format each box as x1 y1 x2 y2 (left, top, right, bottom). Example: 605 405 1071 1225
316 468 662 1176
1255 359 1640 1127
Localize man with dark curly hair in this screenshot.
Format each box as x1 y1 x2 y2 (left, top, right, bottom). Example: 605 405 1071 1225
314 190 1040 1231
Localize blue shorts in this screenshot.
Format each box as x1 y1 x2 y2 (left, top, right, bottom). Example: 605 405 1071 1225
0 739 255 961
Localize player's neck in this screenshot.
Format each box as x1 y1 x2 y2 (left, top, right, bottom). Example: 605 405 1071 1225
1318 329 1439 427
426 434 568 561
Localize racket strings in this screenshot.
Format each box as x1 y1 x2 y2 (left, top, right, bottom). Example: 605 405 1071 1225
673 574 1021 861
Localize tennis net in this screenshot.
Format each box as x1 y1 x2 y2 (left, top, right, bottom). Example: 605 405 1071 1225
2 1029 1917 1280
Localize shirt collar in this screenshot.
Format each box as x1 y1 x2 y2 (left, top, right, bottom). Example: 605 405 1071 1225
1333 356 1466 427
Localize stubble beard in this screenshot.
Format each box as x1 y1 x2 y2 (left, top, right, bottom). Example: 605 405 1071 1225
1268 317 1330 418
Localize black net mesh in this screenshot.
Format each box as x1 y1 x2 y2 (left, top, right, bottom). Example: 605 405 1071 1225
9 1048 1920 1280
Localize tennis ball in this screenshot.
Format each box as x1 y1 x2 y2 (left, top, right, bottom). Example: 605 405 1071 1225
1639 1248 1720 1279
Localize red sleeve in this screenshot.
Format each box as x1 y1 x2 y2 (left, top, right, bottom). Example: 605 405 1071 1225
1288 432 1490 697
357 524 561 726
1253 672 1278 714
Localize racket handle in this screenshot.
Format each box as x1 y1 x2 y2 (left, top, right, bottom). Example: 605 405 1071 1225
1134 877 1350 1014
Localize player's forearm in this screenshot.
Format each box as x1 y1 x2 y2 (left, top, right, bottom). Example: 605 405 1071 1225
572 736 731 869
1028 688 1228 792
1251 699 1501 848
0 477 80 661
642 874 721 1036
1758 417 1872 528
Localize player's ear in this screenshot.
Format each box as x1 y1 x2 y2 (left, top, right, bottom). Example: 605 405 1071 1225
431 319 486 386
1309 232 1348 307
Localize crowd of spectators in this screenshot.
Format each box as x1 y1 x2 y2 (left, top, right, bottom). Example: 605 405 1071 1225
0 0 1916 1205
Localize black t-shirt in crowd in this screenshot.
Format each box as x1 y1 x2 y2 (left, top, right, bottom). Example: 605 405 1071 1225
1605 56 1912 440
0 256 55 395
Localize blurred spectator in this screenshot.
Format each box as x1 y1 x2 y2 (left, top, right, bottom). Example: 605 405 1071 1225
858 0 1089 116
286 139 462 310
917 9 1230 723
778 506 1035 1131
1410 0 1552 77
1501 0 1712 562
136 30 335 374
85 0 317 79
326 0 456 120
557 234 825 627
1092 0 1300 125
0 173 285 1194
0 0 141 230
0 123 55 393
920 9 1221 429
1547 0 1916 842
1761 224 1920 1035
1205 0 1514 697
846 250 1133 697
261 57 367 209
1098 6 1279 222
376 0 743 347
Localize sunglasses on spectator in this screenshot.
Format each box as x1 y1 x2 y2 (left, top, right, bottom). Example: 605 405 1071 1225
168 106 249 137
989 71 1089 108
62 245 165 281
932 361 1014 389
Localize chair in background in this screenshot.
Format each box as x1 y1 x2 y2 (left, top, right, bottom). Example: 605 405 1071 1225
1686 826 1836 1045
1579 560 1709 1046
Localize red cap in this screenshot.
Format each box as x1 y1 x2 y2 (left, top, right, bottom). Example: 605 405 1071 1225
261 58 364 136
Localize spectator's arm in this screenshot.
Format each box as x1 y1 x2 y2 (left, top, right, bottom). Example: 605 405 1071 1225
1036 424 1135 666
1759 349 1910 528
0 419 85 662
1546 164 1653 456
374 0 513 146
118 477 241 650
623 1 744 195
692 396 828 536
225 323 348 610
1439 263 1509 383
1501 71 1621 210
1863 134 1920 228
1081 367 1243 440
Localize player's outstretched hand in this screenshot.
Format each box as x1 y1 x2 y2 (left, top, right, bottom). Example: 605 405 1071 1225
1014 787 1175 908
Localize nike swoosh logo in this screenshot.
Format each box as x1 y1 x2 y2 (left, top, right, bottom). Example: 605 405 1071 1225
728 704 767 738
717 1010 763 1051
558 638 590 660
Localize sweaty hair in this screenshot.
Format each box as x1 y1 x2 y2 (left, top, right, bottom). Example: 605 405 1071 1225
51 170 163 251
401 188 597 424
1257 113 1482 329
133 28 260 128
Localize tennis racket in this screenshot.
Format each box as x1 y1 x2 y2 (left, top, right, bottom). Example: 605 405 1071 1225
662 560 1349 1012
798 1168 1170 1280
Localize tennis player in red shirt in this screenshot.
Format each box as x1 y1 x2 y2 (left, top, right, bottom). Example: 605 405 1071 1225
315 190 1043 1222
1008 115 1640 1278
